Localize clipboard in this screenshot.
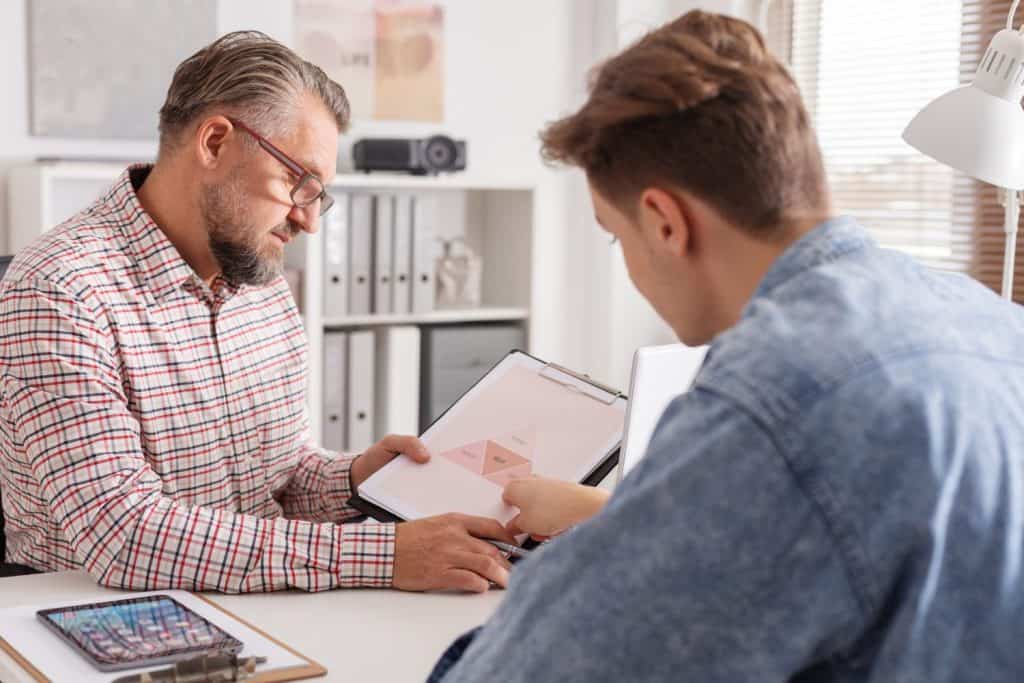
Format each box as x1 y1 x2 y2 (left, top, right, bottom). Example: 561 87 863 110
348 349 627 527
0 591 326 683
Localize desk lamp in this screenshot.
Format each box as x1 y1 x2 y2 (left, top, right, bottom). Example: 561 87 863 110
903 0 1024 299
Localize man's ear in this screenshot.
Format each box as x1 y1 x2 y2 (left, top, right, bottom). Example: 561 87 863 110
193 116 234 170
638 187 690 258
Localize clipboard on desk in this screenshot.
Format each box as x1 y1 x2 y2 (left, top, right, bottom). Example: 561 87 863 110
349 350 627 528
0 590 325 683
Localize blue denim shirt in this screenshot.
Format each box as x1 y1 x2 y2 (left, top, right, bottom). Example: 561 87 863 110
431 217 1024 682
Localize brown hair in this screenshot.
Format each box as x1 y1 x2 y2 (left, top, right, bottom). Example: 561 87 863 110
540 10 827 234
158 31 350 152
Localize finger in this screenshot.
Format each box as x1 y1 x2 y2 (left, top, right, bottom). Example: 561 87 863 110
502 479 528 506
459 515 517 544
505 515 524 536
380 434 431 463
441 568 490 593
467 539 513 570
454 551 510 588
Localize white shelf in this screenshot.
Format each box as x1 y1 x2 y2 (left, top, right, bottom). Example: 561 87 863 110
329 172 535 192
20 161 535 192
322 307 529 328
25 160 143 180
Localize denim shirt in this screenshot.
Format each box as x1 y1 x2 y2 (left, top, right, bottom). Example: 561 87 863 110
431 217 1024 682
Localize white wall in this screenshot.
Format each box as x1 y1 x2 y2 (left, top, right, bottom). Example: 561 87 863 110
568 0 765 390
0 0 588 367
0 0 768 390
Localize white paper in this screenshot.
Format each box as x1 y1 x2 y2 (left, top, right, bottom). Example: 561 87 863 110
360 351 626 521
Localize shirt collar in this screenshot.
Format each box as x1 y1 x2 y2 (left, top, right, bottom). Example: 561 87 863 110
750 215 875 301
106 164 202 303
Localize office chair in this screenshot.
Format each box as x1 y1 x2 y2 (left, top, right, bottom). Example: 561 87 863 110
0 255 38 577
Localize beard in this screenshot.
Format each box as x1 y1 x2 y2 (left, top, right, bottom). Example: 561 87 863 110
199 172 295 287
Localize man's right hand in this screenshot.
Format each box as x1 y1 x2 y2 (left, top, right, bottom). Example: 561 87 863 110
393 513 516 593
503 477 610 539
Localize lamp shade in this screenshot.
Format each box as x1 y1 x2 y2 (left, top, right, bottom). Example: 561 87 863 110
903 28 1024 190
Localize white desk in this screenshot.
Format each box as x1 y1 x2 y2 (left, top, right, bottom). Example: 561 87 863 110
0 571 504 682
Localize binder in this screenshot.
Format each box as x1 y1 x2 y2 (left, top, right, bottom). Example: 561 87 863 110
372 195 395 315
322 194 350 319
322 332 348 452
348 194 374 316
391 194 414 314
346 330 376 452
375 326 421 437
411 195 437 314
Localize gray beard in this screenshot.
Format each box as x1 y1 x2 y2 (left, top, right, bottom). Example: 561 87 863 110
200 177 286 287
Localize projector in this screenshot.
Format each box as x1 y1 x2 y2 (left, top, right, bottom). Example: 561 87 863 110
352 135 467 175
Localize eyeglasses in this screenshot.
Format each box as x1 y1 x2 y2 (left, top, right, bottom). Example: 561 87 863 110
227 118 335 217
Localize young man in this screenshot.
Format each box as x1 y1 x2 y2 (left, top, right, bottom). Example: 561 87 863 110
431 10 1024 682
0 31 514 593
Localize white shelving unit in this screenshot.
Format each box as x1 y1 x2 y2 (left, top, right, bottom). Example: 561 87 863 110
322 307 529 328
7 161 537 443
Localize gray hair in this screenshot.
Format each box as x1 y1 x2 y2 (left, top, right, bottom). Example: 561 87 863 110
158 30 349 152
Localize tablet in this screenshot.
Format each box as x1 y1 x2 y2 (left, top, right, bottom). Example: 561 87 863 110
37 594 243 672
350 350 627 525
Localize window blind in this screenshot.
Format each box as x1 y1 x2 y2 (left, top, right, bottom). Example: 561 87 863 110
766 0 1024 301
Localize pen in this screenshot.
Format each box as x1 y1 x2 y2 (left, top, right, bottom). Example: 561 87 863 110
485 539 533 558
111 653 267 683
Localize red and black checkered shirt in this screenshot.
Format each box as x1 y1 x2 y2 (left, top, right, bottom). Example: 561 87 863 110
0 166 394 592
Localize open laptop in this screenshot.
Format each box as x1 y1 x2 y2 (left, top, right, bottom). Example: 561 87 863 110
616 343 708 482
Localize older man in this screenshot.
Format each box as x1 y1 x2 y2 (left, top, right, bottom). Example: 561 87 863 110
0 31 512 593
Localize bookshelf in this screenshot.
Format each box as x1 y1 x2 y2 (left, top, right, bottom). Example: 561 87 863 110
7 161 537 444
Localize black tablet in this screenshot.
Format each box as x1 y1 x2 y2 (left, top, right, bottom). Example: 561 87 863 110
37 594 243 672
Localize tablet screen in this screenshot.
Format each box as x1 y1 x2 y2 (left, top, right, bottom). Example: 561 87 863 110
359 350 627 522
37 595 243 671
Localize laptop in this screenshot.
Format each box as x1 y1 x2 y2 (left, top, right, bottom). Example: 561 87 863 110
616 343 708 482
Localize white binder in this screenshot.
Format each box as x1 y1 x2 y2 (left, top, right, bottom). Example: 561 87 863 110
391 194 414 314
411 194 437 314
347 330 376 452
321 332 348 452
348 194 374 316
322 194 350 319
373 195 395 315
375 326 421 438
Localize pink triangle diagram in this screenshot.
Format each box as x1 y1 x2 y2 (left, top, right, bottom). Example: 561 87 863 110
441 436 534 486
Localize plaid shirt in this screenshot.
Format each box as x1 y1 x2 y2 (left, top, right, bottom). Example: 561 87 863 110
0 166 395 592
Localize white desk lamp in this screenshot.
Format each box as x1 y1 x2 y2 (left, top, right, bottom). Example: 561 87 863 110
903 0 1024 300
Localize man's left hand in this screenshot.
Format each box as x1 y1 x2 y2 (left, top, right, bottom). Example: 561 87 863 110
350 434 431 490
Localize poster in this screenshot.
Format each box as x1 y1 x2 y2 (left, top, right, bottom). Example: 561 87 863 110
28 0 217 139
294 0 376 121
294 0 444 123
373 3 444 122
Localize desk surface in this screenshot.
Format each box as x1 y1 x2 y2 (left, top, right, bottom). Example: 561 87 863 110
0 571 504 682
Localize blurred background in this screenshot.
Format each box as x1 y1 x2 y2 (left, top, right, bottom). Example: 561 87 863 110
0 0 1014 449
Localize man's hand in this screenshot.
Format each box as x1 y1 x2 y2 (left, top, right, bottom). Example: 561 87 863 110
503 477 610 539
393 514 517 592
350 434 430 491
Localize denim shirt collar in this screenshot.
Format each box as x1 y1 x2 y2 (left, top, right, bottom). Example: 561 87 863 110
750 215 875 303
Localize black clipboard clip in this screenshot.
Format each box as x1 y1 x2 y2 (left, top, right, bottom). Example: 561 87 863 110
538 362 623 406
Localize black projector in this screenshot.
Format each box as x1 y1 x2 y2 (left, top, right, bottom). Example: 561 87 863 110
352 135 467 175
